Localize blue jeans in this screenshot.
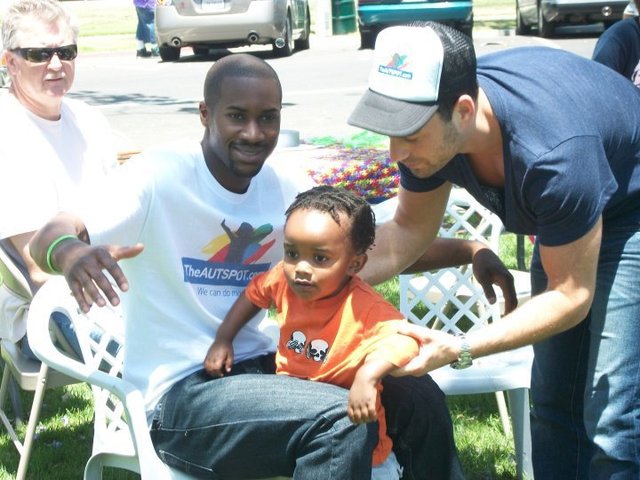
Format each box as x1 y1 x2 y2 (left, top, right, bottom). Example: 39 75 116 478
530 225 640 479
21 311 120 366
151 356 462 479
21 311 83 361
372 451 402 480
135 6 156 44
150 363 377 479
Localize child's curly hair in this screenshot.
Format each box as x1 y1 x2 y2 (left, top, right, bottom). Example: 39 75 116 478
285 185 376 255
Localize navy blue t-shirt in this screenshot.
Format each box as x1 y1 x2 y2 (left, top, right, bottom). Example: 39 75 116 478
400 46 640 246
592 18 640 82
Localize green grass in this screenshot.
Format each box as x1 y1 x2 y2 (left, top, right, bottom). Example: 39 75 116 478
476 0 515 10
475 0 516 30
66 1 137 53
0 383 138 479
63 2 136 37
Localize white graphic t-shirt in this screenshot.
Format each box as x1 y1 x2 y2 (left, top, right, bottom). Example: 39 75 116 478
80 141 313 422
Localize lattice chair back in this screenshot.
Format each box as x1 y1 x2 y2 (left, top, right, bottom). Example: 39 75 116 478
400 187 505 333
75 302 129 458
398 188 534 479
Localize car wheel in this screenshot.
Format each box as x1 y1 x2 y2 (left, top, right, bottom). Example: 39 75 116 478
193 46 210 56
537 3 554 37
458 17 473 39
294 7 311 51
359 29 377 49
274 13 294 57
515 0 532 35
159 45 180 62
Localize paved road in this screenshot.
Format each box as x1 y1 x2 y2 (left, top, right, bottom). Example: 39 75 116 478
1 25 601 152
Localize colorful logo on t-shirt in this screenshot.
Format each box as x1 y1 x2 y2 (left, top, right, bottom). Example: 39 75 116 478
182 219 275 287
203 219 275 264
378 53 412 80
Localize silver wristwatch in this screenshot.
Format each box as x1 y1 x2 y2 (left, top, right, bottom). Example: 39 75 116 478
450 334 473 370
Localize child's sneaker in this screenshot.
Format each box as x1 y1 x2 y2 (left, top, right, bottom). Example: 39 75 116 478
136 48 152 58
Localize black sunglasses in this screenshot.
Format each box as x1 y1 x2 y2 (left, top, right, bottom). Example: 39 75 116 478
11 44 78 63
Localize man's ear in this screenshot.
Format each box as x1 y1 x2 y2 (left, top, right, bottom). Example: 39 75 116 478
198 101 208 127
453 94 476 127
5 52 19 77
347 253 368 276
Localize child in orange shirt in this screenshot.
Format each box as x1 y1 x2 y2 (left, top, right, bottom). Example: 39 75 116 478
204 185 419 479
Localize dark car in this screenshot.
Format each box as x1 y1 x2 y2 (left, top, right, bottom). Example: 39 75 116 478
516 0 627 37
356 0 474 49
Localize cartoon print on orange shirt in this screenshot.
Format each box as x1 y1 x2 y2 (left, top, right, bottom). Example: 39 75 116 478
286 330 330 363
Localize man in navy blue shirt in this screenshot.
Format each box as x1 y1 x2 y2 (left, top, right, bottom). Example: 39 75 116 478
350 21 640 479
593 0 640 86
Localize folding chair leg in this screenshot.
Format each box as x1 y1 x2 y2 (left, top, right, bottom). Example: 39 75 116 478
506 388 533 480
0 358 24 424
0 362 12 419
0 364 21 446
495 391 511 436
15 363 50 480
9 376 24 426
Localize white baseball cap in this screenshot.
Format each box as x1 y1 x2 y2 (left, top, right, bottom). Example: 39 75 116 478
348 22 477 136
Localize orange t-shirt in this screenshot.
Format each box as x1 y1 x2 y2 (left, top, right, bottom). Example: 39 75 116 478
245 262 419 465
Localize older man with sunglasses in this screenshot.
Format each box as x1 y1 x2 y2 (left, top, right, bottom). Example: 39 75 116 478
0 0 117 358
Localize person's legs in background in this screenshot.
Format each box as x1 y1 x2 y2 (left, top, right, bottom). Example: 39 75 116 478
135 5 158 58
21 311 82 360
21 311 120 364
381 374 464 480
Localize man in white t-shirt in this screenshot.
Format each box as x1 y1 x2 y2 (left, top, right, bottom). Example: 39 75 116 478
0 0 116 355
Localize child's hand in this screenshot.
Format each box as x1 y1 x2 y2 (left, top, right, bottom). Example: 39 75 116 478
204 340 234 377
347 380 378 424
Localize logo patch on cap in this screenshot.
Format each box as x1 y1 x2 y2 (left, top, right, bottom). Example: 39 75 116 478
369 26 444 103
378 54 412 80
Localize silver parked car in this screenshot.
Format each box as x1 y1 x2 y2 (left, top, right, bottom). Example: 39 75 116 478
515 0 627 37
155 0 311 61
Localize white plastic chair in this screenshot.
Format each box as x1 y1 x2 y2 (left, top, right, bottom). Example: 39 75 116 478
0 245 78 480
399 188 534 479
26 276 195 480
27 277 290 480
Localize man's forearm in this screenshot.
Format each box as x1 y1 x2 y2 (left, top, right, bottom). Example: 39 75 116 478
29 213 88 273
403 238 487 273
361 220 435 285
